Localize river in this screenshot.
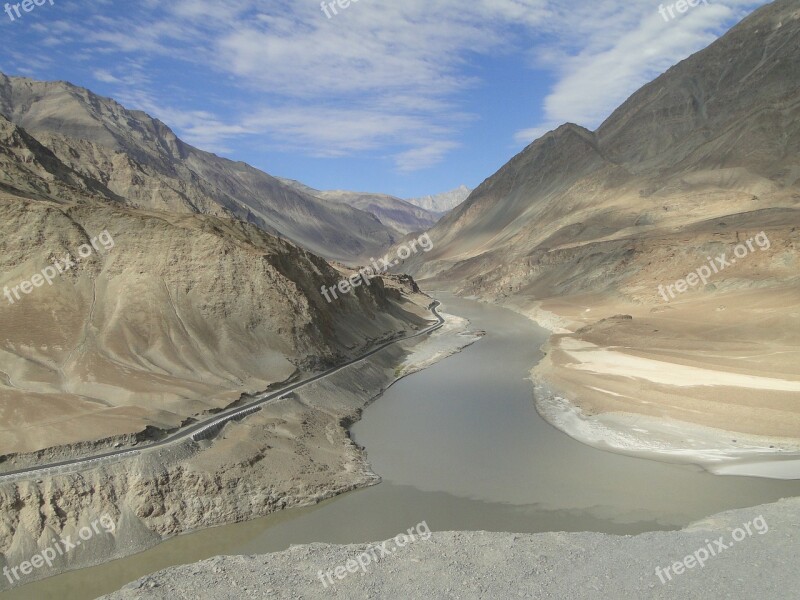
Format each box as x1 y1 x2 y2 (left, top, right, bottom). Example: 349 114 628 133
9 294 800 599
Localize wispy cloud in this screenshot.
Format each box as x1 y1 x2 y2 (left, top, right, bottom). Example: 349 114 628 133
395 141 461 173
5 0 769 171
514 0 768 143
68 0 554 170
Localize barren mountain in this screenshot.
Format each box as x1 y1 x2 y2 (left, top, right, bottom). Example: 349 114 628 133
0 80 447 592
402 0 800 454
406 184 471 214
0 74 398 263
0 113 427 456
277 178 440 235
319 190 438 234
0 114 119 203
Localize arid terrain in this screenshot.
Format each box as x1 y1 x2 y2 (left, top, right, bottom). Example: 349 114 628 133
0 0 798 597
0 71 480 590
100 497 799 600
400 0 800 475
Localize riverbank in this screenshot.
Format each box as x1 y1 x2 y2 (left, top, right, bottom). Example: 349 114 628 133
0 294 481 594
11 293 800 599
505 288 800 480
100 496 800 599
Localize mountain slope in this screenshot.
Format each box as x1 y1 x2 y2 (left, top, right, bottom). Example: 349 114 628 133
318 190 439 234
276 178 440 235
0 115 428 456
406 185 471 214
399 0 800 449
0 113 120 203
406 0 800 291
0 74 397 263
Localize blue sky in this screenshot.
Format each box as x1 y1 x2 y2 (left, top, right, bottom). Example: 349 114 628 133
0 0 768 198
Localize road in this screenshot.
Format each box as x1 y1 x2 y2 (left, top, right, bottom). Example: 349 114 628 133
0 301 445 483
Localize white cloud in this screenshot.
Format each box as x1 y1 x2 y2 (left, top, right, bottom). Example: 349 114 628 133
514 0 769 143
93 69 121 84
71 0 553 171
394 141 461 172
28 0 769 170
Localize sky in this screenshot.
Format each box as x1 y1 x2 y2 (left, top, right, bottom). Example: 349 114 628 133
0 0 769 198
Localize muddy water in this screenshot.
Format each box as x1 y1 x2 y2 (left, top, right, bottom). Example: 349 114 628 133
9 294 800 599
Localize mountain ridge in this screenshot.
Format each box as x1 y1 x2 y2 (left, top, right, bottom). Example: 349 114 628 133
0 73 398 263
406 184 471 214
275 177 440 235
394 0 800 451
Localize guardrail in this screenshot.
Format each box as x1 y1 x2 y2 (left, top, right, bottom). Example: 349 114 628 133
0 302 443 485
191 405 264 442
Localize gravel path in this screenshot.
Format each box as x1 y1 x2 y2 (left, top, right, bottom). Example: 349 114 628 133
101 497 799 599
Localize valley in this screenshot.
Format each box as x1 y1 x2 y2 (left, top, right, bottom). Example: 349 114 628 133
0 1 798 598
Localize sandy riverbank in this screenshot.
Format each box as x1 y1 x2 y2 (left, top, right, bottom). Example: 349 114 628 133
100 497 800 599
0 295 482 593
505 287 800 479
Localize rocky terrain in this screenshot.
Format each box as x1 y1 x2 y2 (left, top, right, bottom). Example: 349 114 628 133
406 185 471 215
0 301 479 592
101 497 800 599
0 72 475 590
0 91 432 456
0 192 421 456
277 178 441 236
0 74 398 263
399 0 800 461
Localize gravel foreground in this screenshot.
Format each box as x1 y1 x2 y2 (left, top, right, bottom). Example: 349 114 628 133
102 497 799 599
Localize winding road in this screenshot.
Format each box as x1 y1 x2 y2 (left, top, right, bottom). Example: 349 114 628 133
0 301 445 484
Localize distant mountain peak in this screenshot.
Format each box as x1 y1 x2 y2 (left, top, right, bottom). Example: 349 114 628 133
275 178 440 235
406 186 472 214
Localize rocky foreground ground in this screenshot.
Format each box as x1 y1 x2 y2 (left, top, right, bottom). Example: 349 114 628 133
102 497 799 599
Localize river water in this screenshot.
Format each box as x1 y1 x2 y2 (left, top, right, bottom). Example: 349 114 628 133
9 294 800 599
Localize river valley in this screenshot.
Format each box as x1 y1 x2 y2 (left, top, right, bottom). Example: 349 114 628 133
9 294 800 600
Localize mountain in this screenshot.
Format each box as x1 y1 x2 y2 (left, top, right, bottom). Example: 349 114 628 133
408 0 800 288
277 178 440 235
400 0 800 444
317 190 440 235
0 74 398 263
406 185 471 214
0 101 428 456
0 113 120 202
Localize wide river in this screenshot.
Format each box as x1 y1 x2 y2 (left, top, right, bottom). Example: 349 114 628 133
10 294 800 599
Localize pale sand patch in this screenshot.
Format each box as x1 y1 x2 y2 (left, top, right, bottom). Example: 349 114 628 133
560 338 800 392
512 287 800 480
393 310 483 378
535 388 800 479
514 300 574 334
